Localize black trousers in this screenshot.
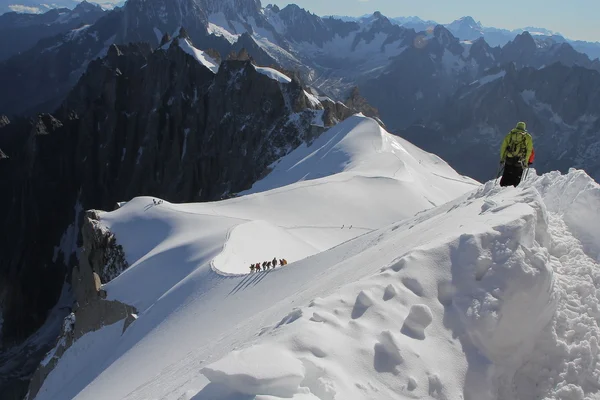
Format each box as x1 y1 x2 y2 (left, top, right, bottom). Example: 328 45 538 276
500 163 524 187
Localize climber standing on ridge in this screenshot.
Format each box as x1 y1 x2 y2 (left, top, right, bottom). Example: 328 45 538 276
499 121 533 187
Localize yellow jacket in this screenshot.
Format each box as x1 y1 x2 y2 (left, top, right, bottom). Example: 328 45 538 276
500 129 533 165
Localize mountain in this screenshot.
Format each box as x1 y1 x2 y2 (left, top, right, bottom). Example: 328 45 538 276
359 25 490 129
0 0 79 15
443 15 600 61
499 31 600 70
0 33 357 399
21 112 600 399
0 1 106 61
3 3 599 125
399 62 600 183
445 16 484 41
0 0 124 14
392 16 437 31
358 26 600 131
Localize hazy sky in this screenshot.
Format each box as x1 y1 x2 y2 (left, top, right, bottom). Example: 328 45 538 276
267 0 600 42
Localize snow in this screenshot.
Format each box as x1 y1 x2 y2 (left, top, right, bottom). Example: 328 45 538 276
153 27 162 44
65 24 91 41
177 38 219 73
472 70 507 87
200 344 305 397
254 66 292 83
207 22 240 44
208 12 246 36
33 115 600 400
35 321 125 400
441 49 466 74
293 32 408 75
303 90 321 108
310 110 325 127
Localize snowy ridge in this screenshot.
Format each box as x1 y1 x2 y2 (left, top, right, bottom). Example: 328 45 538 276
178 38 219 73
254 65 292 83
32 116 600 400
160 36 220 73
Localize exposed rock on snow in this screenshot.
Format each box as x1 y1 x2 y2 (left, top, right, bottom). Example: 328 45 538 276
27 212 136 399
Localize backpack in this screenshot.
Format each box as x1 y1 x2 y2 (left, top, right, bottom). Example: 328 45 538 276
529 148 535 164
504 130 529 164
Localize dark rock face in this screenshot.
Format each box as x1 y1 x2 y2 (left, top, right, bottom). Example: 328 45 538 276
0 1 106 61
0 0 274 117
344 87 382 123
359 25 468 129
0 40 330 398
230 33 279 67
499 32 600 71
0 9 126 116
358 26 600 131
274 4 341 46
27 210 136 400
400 63 600 182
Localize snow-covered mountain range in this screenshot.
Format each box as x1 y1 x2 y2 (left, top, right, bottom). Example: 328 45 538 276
330 14 600 60
0 0 123 14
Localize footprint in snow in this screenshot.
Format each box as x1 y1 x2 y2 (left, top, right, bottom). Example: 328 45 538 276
401 304 433 340
383 284 398 301
275 308 303 328
351 290 375 319
373 330 404 373
401 277 424 296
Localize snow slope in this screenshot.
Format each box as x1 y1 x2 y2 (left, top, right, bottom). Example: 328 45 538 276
160 36 220 73
32 116 600 400
254 66 292 83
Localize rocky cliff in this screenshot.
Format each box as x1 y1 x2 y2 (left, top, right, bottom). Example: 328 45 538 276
26 210 136 400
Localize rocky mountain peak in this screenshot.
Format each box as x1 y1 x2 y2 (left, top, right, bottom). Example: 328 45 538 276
433 25 458 45
200 0 262 16
73 0 103 14
368 11 393 29
511 31 537 50
455 16 481 28
431 25 463 55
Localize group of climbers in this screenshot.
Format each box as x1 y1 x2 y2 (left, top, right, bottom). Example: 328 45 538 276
498 121 535 187
250 258 288 272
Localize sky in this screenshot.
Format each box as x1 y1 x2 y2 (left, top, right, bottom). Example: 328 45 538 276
267 0 600 42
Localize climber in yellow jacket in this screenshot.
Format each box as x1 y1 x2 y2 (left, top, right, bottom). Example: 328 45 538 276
499 121 533 187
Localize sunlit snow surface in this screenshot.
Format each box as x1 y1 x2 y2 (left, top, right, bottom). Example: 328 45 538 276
33 116 600 400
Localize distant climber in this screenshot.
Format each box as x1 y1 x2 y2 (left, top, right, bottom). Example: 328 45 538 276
272 257 278 267
499 121 533 187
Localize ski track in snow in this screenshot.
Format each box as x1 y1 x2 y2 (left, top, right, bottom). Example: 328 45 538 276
31 117 600 400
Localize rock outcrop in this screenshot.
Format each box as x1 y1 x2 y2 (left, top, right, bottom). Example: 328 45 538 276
27 212 137 400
